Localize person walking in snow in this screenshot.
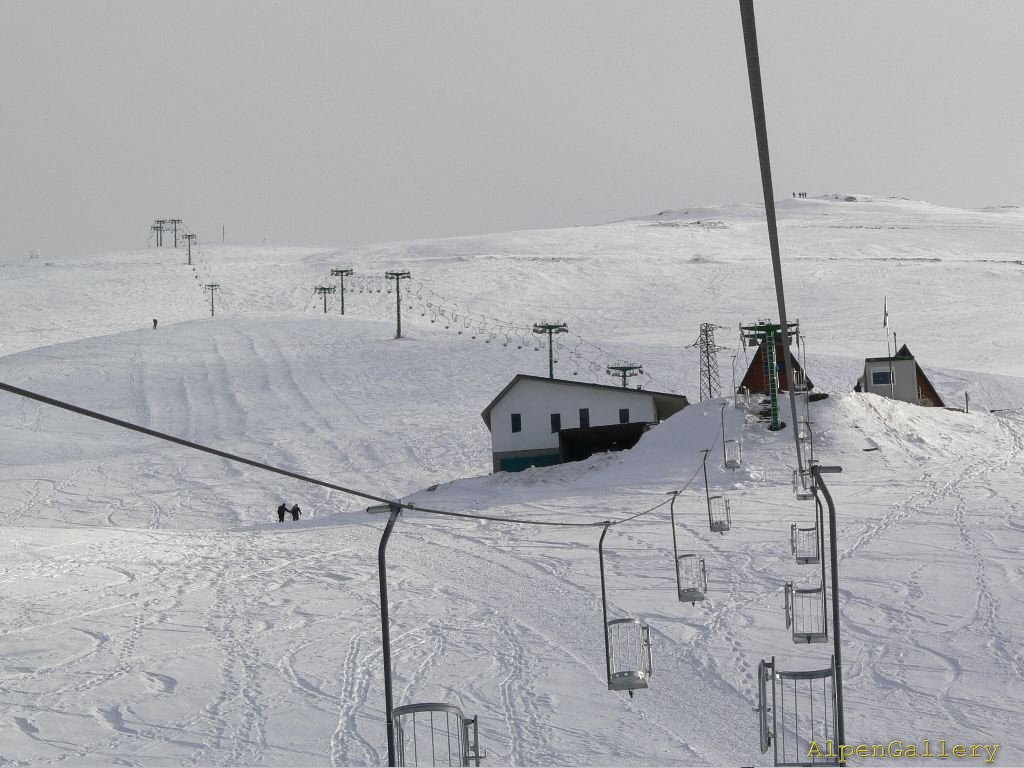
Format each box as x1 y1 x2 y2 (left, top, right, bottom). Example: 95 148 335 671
277 502 288 523
152 318 158 329
290 504 301 521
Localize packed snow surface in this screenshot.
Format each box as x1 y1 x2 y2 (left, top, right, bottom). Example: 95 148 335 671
1 195 1022 765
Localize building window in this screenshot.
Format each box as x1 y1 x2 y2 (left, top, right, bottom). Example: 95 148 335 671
619 408 629 424
871 370 892 386
511 413 522 433
579 408 590 428
550 413 561 433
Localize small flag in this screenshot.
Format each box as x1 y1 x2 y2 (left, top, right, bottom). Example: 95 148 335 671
883 297 888 329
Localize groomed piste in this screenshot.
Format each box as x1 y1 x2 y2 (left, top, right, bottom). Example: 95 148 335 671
0 194 1022 765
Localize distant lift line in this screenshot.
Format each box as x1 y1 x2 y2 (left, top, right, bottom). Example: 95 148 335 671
330 268 354 315
532 322 568 379
315 285 336 314
203 283 219 317
385 271 411 338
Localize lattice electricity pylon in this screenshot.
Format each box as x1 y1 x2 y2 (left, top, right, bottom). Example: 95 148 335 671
690 323 728 402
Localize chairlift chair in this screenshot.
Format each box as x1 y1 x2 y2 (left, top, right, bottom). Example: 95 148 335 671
675 554 708 604
393 702 485 767
757 658 774 755
606 618 653 693
790 522 820 565
598 526 653 696
724 439 742 469
797 418 811 441
758 656 840 767
792 468 814 500
784 581 828 643
708 495 732 534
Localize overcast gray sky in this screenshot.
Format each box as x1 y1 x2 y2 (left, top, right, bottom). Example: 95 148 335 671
2 1 1022 259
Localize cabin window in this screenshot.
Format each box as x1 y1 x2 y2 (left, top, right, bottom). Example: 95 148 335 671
511 413 522 433
871 370 892 386
550 413 561 433
579 408 590 428
619 408 630 424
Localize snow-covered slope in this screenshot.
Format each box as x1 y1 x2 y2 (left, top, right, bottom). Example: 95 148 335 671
0 195 1022 765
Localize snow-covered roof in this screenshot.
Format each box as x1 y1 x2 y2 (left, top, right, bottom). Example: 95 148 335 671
480 374 689 430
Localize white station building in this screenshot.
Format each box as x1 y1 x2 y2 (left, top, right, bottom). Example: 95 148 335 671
855 343 945 407
481 375 689 473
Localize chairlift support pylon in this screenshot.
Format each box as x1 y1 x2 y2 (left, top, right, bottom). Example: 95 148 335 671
598 525 653 696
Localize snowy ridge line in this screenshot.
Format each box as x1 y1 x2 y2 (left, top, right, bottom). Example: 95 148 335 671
0 379 705 530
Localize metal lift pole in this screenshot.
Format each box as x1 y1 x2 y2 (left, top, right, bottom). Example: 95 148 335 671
701 449 713 529
376 504 401 767
598 523 612 687
812 465 845 756
720 403 728 467
738 0 804 465
667 492 682 598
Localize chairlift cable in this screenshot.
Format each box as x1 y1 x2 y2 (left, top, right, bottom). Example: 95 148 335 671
0 379 690 530
739 0 804 467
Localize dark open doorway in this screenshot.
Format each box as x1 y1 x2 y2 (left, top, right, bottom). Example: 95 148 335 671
558 422 648 463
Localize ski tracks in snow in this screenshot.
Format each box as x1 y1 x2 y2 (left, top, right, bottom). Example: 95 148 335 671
388 518 729 764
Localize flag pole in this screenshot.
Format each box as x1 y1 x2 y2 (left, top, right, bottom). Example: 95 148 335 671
884 297 894 398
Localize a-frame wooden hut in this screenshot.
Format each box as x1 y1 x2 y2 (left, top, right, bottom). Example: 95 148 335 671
737 341 813 395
